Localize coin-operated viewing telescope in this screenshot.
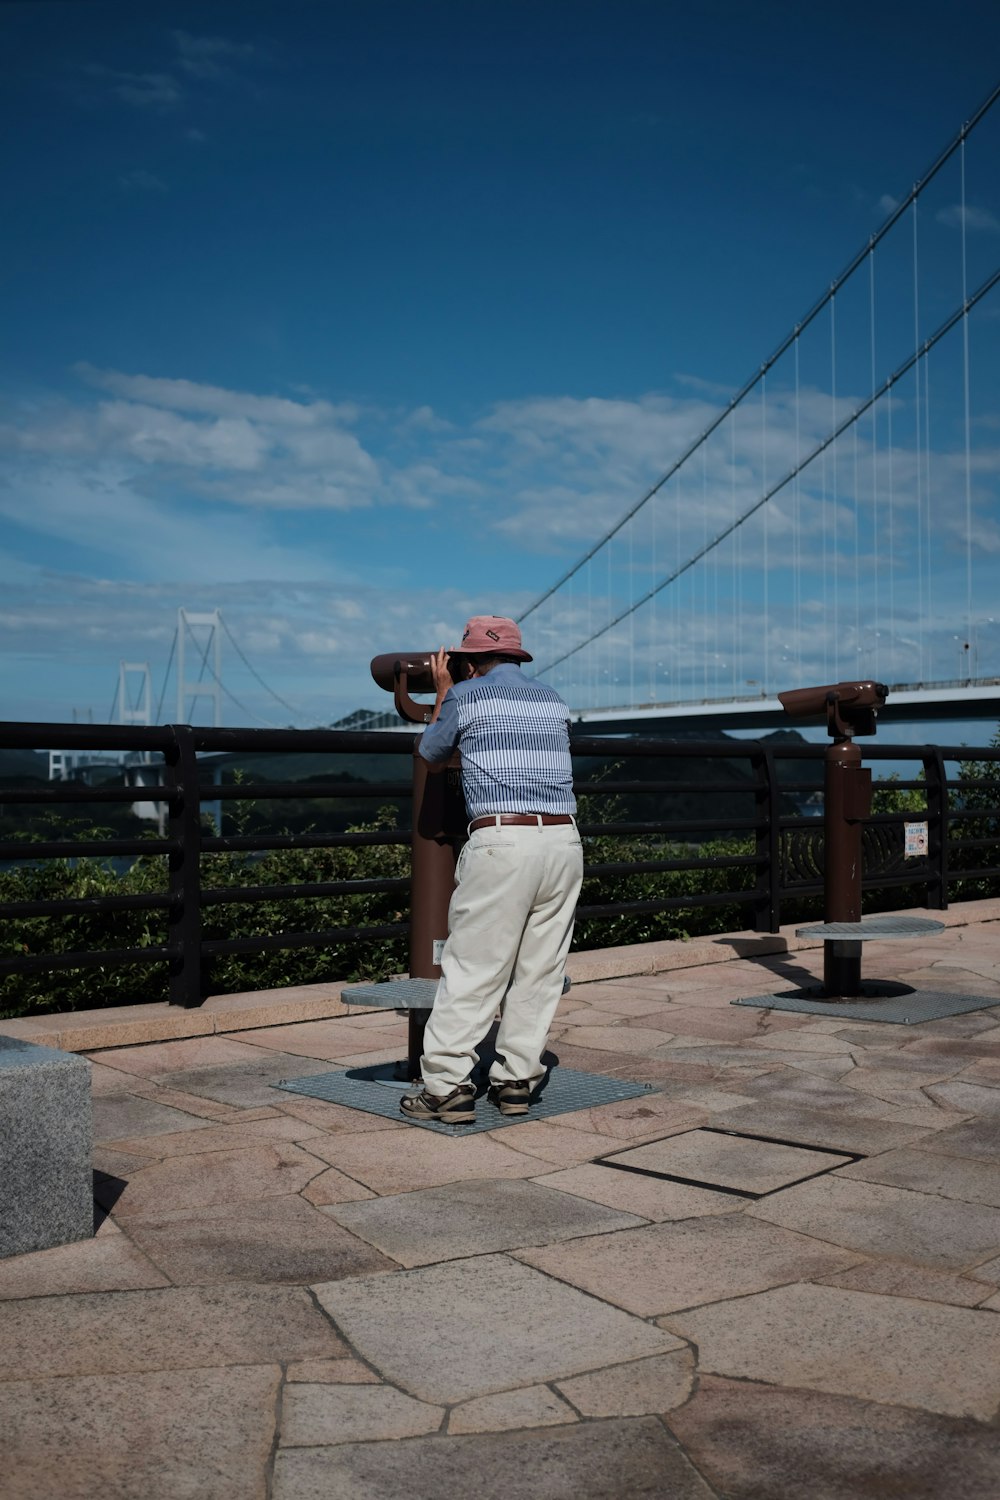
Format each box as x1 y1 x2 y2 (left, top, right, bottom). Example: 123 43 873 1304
370 652 471 725
362 651 468 1078
779 679 889 998
777 680 888 740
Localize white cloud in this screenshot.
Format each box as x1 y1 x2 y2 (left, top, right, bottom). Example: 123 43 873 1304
74 365 356 426
118 169 168 194
171 30 256 81
936 203 1000 235
82 65 183 109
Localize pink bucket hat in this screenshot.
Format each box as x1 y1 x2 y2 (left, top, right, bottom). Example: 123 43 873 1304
457 615 532 662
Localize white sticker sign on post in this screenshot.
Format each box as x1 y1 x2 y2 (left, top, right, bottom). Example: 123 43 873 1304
904 821 929 858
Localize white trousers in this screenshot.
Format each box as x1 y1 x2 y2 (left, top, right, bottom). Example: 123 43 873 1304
420 822 584 1096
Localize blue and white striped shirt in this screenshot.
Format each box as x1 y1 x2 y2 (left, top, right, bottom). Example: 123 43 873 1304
418 663 576 820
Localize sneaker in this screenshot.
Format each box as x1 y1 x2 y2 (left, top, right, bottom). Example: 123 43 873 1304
488 1079 537 1116
400 1084 476 1125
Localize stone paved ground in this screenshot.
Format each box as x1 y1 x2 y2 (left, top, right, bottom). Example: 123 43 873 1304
3 906 1000 1497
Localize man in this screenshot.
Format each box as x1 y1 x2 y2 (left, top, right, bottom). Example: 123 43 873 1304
401 615 583 1125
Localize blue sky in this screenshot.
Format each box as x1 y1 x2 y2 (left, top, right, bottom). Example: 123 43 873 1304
1 0 999 733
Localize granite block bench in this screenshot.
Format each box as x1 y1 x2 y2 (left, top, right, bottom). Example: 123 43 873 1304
0 1035 93 1259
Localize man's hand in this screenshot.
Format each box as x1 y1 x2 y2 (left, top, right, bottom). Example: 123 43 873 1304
426 647 455 725
429 646 455 698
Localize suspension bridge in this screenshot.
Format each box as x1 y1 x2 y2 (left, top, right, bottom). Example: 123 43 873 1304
80 84 1000 744
513 84 1000 731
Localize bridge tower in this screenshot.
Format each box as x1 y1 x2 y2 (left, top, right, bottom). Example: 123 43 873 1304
176 608 223 727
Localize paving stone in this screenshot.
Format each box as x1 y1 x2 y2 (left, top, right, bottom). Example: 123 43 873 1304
303 1166 379 1206
710 1102 934 1154
571 991 675 1017
280 1383 443 1445
818 1259 993 1308
92 1143 152 1179
86 1059 155 1095
904 1036 1000 1061
108 1141 325 1217
972 1247 1000 1285
549 1095 707 1143
629 1006 808 1041
105 1113 325 1158
93 1093 214 1143
837 1145 1000 1207
830 1027 906 1047
735 1070 920 1117
673 1085 762 1113
555 1349 694 1416
330 1047 407 1068
667 1283 1000 1420
308 1127 542 1195
0 1366 279 1500
917 1115 1000 1162
748 1173 1000 1268
926 1079 1000 1114
558 1023 677 1053
665 1373 1000 1500
0 1230 170 1300
312 1254 678 1404
448 1385 577 1434
532 1163 741 1221
156 1052 336 1108
272 1416 715 1500
744 1031 870 1056
86 1036 268 1077
649 1042 801 1071
274 1094 408 1133
604 1129 852 1193
559 1007 644 1028
963 1057 1000 1085
0 1284 348 1379
148 1087 258 1120
119 1194 397 1285
516 1214 857 1316
488 1120 637 1166
325 1178 645 1267
286 1357 379 1383
235 1018 404 1061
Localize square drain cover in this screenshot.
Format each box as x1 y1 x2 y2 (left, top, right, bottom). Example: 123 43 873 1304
600 1127 855 1198
274 1063 655 1134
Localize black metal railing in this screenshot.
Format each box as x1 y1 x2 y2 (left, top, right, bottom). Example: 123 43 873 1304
1 721 997 1011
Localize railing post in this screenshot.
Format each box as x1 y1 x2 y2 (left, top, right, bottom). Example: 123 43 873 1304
752 746 781 933
165 725 203 1007
922 747 948 910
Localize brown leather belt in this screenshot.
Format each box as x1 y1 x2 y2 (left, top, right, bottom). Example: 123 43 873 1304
469 813 576 831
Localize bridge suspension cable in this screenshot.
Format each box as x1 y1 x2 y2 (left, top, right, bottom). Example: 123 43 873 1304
520 81 1000 706
530 262 1000 681
517 80 1000 632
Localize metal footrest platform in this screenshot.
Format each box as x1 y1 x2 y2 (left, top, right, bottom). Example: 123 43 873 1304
342 978 437 1010
795 916 946 941
735 987 1000 1025
273 1062 653 1135
342 975 573 1010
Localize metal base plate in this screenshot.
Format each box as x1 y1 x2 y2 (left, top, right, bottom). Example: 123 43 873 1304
273 1063 656 1134
735 988 1000 1025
